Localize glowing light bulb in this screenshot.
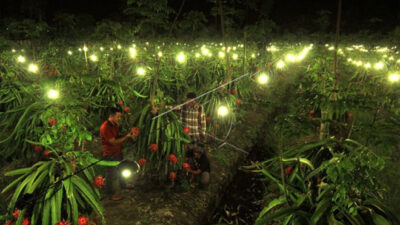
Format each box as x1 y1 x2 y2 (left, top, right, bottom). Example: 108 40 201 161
28 64 38 73
201 48 209 55
17 55 25 63
176 52 186 63
276 60 285 69
121 169 132 178
232 54 238 60
218 106 229 117
286 54 296 62
257 73 269 84
267 46 278 52
89 55 98 62
137 67 146 76
389 73 400 82
374 62 384 70
47 89 59 99
129 48 136 58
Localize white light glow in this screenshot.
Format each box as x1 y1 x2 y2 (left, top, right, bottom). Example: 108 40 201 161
374 62 384 70
389 73 400 82
129 48 136 58
257 73 269 84
285 54 297 62
47 89 59 99
122 169 132 178
276 60 285 69
218 106 229 117
137 67 146 76
232 54 238 60
17 56 25 63
89 55 98 62
176 52 186 63
28 64 38 73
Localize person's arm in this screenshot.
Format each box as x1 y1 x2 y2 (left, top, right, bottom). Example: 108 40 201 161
189 168 201 175
108 132 133 145
166 104 182 112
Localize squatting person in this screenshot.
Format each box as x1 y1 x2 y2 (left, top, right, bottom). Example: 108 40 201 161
187 144 210 188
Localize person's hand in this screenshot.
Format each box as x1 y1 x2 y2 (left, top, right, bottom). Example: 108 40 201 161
125 131 134 139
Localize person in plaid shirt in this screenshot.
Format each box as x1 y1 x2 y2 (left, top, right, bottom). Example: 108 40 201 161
175 92 207 143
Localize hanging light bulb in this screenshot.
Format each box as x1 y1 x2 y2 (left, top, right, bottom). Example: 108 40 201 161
389 73 400 82
47 89 60 99
218 106 229 117
28 64 38 73
176 52 186 63
137 67 146 76
374 62 384 70
257 73 269 84
129 48 136 58
17 55 26 63
232 54 238 60
89 55 98 62
276 60 285 69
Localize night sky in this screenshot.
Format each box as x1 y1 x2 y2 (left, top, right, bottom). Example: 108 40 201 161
0 0 399 34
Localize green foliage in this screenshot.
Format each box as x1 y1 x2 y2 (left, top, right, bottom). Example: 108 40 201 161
245 43 400 224
5 19 49 40
1 152 115 225
124 0 173 37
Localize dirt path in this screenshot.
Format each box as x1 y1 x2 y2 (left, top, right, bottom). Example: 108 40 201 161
100 105 268 225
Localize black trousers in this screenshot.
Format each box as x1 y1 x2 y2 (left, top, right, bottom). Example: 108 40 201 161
102 155 123 197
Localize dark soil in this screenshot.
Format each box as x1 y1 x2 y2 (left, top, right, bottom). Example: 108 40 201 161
209 126 274 225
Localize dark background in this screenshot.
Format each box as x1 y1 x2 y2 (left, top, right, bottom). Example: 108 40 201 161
0 0 399 41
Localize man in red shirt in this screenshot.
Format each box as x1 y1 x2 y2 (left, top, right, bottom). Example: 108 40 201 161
100 108 134 201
